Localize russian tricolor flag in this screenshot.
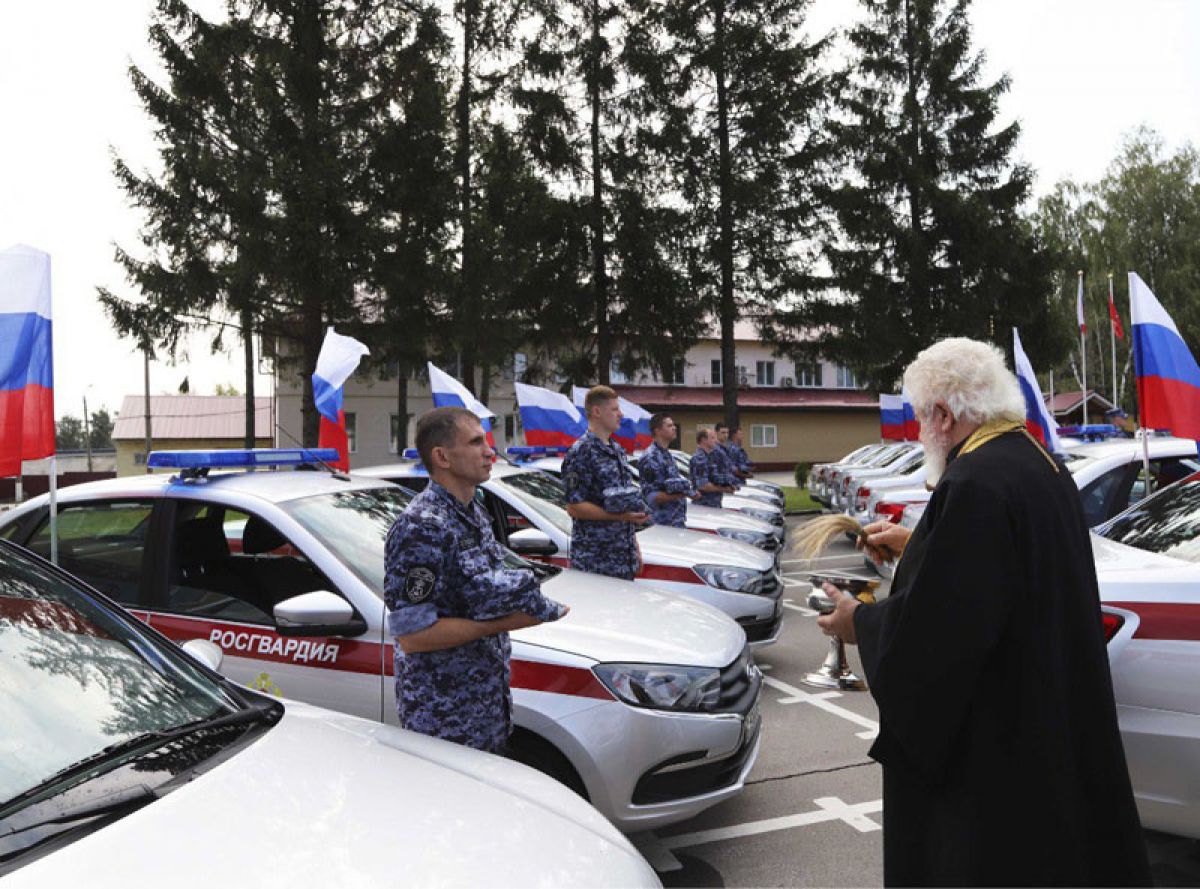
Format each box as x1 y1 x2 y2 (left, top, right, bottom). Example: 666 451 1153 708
312 327 369 471
879 393 905 441
428 362 496 447
1131 272 1200 440
516 382 586 447
571 386 652 453
901 388 920 440
1013 328 1062 454
0 245 55 477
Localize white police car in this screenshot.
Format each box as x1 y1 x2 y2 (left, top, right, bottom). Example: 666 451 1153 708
661 449 786 512
358 457 784 647
508 447 783 556
0 449 762 833
1089 469 1200 839
0 537 658 886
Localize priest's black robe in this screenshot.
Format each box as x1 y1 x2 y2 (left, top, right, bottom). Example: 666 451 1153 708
853 430 1151 887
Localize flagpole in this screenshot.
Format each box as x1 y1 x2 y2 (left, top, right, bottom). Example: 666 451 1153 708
1079 270 1088 425
48 455 58 565
1109 272 1118 408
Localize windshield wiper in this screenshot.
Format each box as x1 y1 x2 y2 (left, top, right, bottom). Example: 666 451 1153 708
0 706 276 822
0 783 157 841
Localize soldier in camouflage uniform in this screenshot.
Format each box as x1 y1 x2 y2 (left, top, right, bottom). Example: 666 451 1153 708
691 427 736 508
384 407 567 753
728 426 754 479
638 413 693 529
713 423 743 489
562 385 647 580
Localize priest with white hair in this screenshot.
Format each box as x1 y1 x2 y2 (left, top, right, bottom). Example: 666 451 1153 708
818 337 1150 886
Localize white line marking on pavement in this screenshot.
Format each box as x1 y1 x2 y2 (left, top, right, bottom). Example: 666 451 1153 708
663 797 883 849
762 674 880 740
781 597 817 616
780 577 807 589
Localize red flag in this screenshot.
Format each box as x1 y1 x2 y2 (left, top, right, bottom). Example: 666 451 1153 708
1108 276 1124 339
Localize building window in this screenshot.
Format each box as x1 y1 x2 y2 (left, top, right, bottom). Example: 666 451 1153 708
502 352 527 382
664 357 685 385
389 413 413 454
504 413 521 440
756 361 775 386
345 412 357 453
710 359 722 385
796 361 822 387
751 424 777 448
835 366 859 389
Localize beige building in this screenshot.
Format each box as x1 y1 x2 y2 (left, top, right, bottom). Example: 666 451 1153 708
273 322 880 472
111 395 273 476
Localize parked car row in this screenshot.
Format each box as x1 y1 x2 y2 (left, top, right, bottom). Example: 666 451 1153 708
1 443 802 881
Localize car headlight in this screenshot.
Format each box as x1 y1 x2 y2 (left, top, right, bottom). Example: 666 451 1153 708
738 507 777 524
593 663 721 712
716 527 770 547
693 563 763 593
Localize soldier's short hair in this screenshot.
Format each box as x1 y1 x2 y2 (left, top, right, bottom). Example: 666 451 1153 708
696 427 712 445
416 406 479 467
649 412 673 434
584 385 619 418
715 422 728 434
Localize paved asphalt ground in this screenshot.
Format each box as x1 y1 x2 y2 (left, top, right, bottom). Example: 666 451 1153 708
631 513 1200 888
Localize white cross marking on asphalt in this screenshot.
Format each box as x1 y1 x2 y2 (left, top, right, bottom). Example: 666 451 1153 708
762 674 880 740
662 797 883 850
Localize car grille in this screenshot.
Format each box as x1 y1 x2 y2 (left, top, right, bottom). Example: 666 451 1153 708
737 611 782 643
715 646 761 713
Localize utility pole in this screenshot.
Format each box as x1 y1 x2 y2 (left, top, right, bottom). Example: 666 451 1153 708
143 344 153 473
82 393 93 472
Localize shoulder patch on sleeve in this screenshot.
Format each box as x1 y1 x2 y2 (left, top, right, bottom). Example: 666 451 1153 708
404 566 437 603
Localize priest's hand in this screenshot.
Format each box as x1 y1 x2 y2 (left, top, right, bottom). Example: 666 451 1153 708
816 583 860 644
858 520 912 566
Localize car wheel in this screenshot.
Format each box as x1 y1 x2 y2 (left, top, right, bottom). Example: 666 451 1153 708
507 728 589 800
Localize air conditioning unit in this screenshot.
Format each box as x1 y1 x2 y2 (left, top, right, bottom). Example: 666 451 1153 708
781 377 795 388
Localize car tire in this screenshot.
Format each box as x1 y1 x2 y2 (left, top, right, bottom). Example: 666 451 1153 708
507 728 589 800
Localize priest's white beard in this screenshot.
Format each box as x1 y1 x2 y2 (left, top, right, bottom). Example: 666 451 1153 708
922 427 954 488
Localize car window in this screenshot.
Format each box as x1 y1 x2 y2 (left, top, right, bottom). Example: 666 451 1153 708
1078 466 1134 527
0 541 238 803
493 472 573 535
26 501 154 606
165 502 332 625
1096 472 1200 561
281 486 412 594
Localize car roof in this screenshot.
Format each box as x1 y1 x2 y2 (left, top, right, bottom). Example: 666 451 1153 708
356 460 526 481
1064 435 1196 460
14 468 397 511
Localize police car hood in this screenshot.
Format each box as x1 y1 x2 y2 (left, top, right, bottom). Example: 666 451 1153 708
640 526 774 572
521 569 745 666
7 702 656 889
684 504 775 534
719 493 782 515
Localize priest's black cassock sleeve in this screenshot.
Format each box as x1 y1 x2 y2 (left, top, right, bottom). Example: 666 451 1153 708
853 432 1151 887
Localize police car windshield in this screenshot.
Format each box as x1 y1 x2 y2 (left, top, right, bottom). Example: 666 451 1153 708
0 542 239 806
281 487 413 594
494 472 573 535
1096 472 1200 562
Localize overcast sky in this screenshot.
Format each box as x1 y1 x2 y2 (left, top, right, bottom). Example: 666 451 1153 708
1 0 1197 420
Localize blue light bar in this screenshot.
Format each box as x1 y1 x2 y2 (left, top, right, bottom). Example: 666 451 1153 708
403 448 420 460
1056 424 1119 441
506 446 547 459
148 448 340 469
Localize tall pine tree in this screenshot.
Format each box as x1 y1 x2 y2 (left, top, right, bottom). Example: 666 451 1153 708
805 0 1056 389
627 0 837 426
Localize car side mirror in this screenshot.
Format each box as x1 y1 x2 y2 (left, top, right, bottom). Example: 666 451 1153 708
274 590 367 638
508 528 558 556
181 638 224 672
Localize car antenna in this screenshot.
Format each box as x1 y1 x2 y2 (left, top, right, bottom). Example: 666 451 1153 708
274 423 351 480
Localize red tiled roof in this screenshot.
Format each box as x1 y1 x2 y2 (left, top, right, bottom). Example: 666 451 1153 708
1044 389 1115 416
112 396 273 440
613 385 876 411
